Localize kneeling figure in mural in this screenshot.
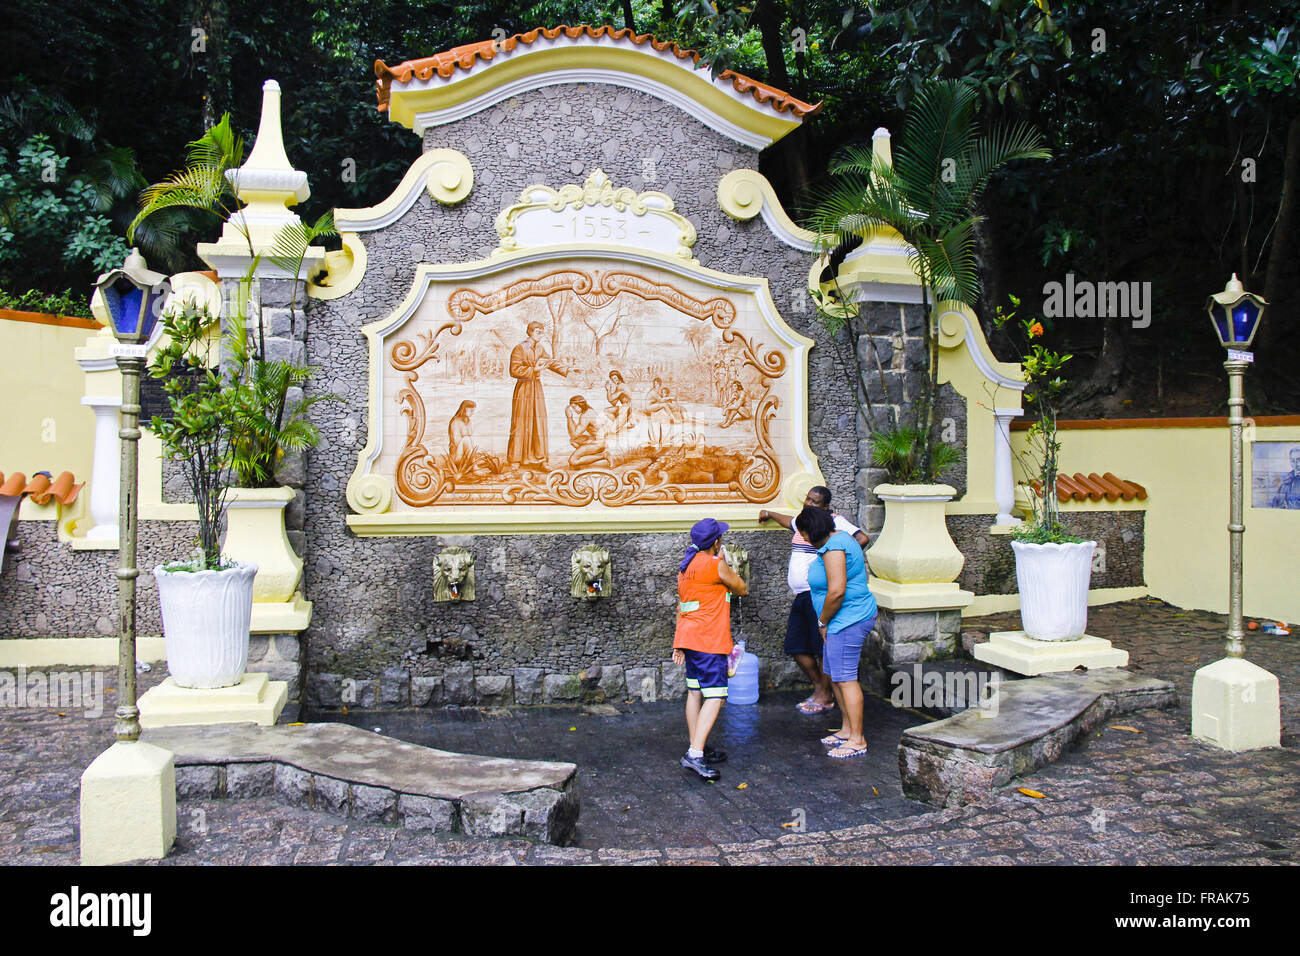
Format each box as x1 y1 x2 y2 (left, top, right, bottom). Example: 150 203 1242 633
571 544 613 600
432 546 476 602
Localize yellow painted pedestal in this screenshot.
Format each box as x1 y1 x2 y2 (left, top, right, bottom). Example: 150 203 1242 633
1191 657 1280 751
973 630 1129 676
138 672 288 728
80 741 176 865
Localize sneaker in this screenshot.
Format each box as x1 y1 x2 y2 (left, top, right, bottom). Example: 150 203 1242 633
681 753 720 780
703 746 727 764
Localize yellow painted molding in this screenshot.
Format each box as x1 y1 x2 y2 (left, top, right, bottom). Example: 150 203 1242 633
348 508 788 537
0 637 168 667
307 233 368 300
716 169 817 252
494 168 696 259
387 46 801 149
138 430 198 523
963 586 1149 618
335 149 474 231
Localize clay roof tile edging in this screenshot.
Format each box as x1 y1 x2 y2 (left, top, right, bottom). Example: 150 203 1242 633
374 23 821 119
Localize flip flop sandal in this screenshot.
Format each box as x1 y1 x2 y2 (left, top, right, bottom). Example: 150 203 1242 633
797 697 835 715
827 744 869 759
820 731 848 747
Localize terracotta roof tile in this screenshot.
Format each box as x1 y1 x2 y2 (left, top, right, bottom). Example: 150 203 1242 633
374 24 821 119
1031 472 1147 503
0 471 83 505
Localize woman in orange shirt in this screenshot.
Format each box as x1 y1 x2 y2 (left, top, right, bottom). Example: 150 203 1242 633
673 517 748 780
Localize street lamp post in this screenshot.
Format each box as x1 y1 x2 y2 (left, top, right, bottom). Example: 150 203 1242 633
93 248 171 743
1190 274 1280 751
1205 274 1266 660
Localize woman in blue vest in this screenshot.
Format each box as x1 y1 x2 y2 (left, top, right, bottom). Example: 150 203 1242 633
797 505 877 758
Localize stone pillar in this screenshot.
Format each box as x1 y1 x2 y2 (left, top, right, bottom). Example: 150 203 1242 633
992 408 1023 526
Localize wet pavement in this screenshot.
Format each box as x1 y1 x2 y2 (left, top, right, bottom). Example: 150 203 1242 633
315 689 933 849
2 599 1299 865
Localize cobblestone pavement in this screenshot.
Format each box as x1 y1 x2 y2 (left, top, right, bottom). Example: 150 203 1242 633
2 599 1298 865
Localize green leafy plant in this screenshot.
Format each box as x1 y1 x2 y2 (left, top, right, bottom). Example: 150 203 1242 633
0 134 130 293
148 302 236 570
0 287 92 317
129 114 338 489
808 78 1050 484
992 294 1085 544
867 425 962 485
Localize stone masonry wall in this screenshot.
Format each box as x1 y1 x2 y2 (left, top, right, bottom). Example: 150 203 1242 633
849 303 964 534
0 520 200 637
949 511 1146 596
300 84 867 708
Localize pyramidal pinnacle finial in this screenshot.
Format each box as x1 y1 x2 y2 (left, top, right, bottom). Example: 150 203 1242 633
244 79 293 173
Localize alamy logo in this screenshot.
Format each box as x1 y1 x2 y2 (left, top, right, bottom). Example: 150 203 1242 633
889 664 1000 715
49 887 151 936
0 667 103 717
1043 273 1152 329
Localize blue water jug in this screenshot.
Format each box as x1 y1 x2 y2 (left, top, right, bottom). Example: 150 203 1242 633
728 646 760 705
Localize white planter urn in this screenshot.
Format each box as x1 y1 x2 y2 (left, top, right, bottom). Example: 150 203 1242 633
1011 540 1097 641
154 561 257 688
222 486 301 603
867 484 964 584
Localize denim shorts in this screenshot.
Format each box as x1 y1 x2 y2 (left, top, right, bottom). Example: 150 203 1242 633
823 615 875 683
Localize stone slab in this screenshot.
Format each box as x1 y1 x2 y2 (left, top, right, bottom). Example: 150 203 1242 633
138 673 287 728
898 669 1176 807
972 630 1129 676
143 722 576 801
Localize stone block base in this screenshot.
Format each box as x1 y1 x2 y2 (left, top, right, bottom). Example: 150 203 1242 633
1191 657 1281 751
972 630 1128 676
862 607 962 694
139 673 288 728
79 741 177 865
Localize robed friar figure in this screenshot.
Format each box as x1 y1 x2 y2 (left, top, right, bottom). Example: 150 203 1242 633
507 320 569 468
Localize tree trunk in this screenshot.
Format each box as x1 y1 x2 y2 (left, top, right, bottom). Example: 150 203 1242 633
619 0 637 32
1069 313 1126 410
754 0 791 92
1257 113 1299 354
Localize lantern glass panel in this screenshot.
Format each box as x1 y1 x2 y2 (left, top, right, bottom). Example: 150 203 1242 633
1210 303 1230 345
1231 300 1259 344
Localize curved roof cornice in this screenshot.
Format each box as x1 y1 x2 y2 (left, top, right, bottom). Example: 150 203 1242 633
374 24 821 150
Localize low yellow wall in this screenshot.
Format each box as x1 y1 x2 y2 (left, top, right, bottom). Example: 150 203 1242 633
1012 418 1300 623
0 315 97 493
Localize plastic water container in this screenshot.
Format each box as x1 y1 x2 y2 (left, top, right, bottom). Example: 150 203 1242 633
728 648 760 705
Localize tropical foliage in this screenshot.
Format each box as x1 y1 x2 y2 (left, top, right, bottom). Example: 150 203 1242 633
129 114 338 489
808 78 1049 482
149 302 236 570
992 294 1084 544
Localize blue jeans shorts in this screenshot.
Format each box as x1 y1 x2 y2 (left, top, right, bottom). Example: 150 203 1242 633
823 615 876 683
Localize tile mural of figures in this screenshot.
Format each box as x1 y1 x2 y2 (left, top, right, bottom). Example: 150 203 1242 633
506 320 573 470
1255 442 1300 509
382 263 792 508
